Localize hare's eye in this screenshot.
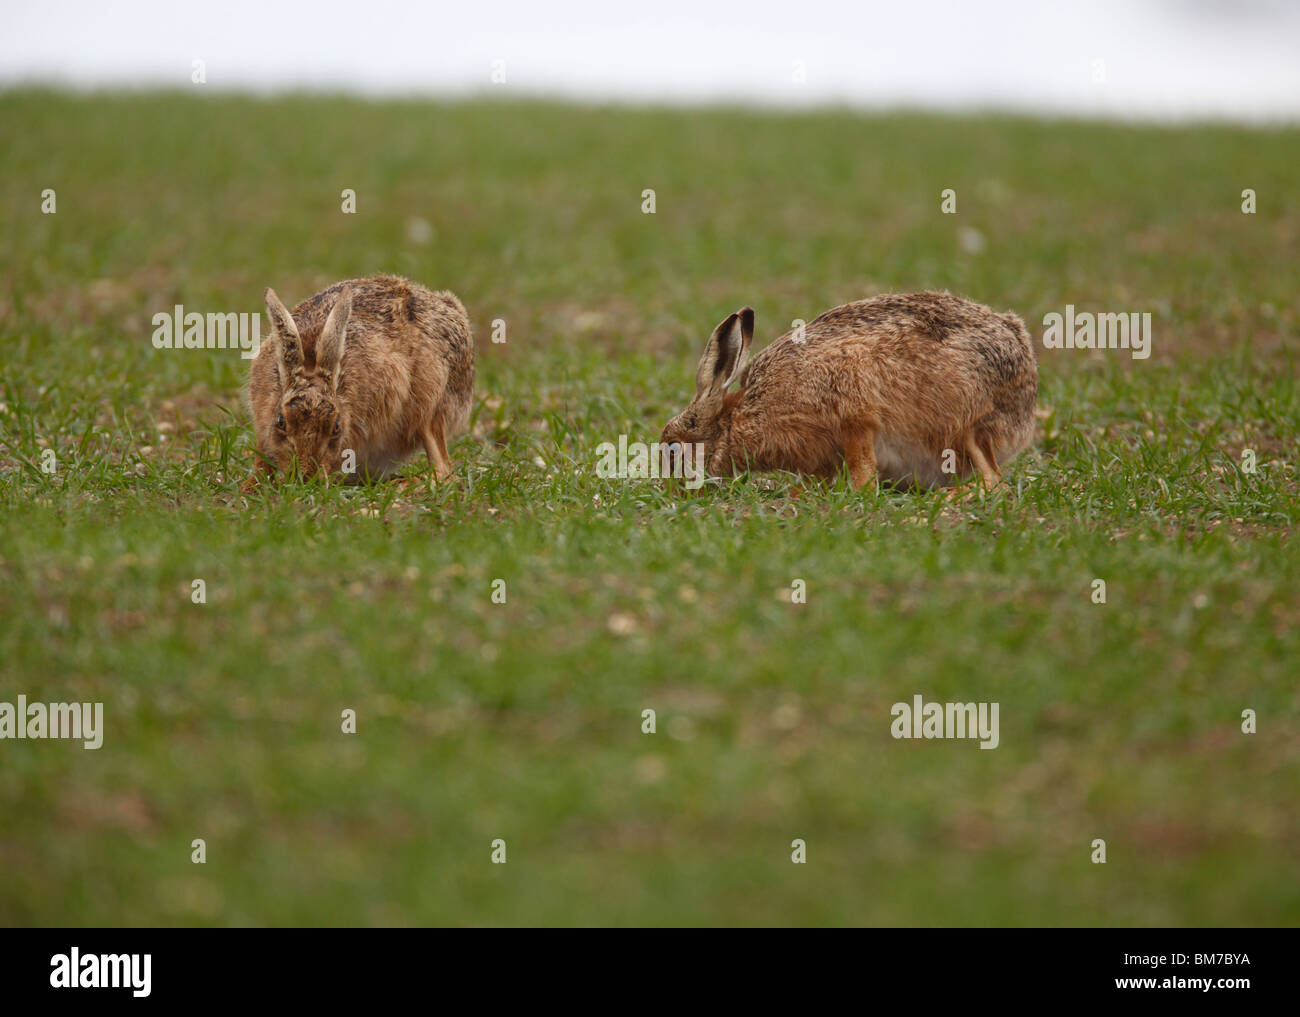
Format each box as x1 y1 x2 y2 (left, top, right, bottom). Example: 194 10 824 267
332 419 341 436
275 414 286 431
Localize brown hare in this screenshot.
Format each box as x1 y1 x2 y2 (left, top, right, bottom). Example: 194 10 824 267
244 275 473 489
660 291 1037 490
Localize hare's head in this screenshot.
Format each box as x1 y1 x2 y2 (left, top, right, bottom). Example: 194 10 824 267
659 307 753 479
263 286 352 479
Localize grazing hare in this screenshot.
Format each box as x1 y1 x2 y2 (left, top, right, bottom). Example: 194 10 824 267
244 275 473 489
660 292 1037 489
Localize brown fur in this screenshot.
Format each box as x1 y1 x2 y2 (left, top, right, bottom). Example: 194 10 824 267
660 291 1038 489
243 275 474 488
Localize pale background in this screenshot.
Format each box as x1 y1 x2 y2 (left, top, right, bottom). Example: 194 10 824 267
2 0 1299 120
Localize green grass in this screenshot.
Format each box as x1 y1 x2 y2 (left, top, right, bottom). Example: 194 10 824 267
1 90 1297 926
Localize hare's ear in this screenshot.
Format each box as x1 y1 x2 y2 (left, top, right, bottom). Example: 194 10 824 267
265 287 303 387
316 287 351 390
694 306 754 400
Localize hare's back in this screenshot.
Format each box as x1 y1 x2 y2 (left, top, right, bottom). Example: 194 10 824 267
808 292 1026 356
754 292 1031 391
291 276 418 342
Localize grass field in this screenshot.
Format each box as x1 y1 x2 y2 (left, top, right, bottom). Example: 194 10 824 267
1 90 1297 926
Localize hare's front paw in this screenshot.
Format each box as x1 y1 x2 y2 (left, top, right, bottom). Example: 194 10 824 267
240 463 274 493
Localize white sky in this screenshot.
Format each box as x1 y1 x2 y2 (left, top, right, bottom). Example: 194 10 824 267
3 0 1299 121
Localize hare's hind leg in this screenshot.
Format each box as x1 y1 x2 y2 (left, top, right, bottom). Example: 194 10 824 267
422 414 454 483
842 425 878 490
964 431 1001 490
